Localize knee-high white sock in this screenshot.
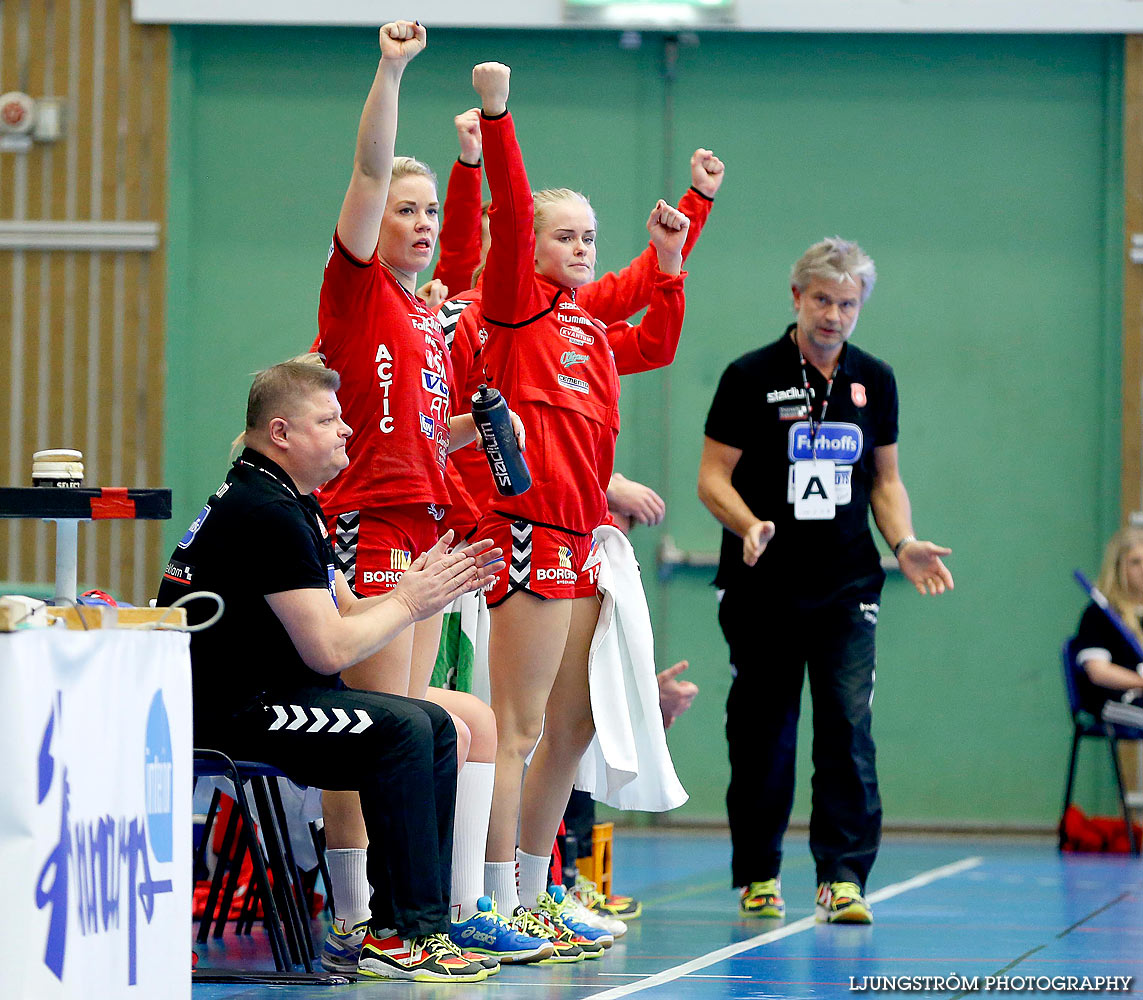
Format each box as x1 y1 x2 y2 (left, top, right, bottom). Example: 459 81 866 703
516 847 552 910
325 847 370 932
451 761 495 922
485 860 519 914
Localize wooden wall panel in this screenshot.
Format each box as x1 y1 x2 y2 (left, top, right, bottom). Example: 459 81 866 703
0 0 168 603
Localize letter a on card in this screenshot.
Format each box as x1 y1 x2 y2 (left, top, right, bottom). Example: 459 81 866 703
793 459 836 520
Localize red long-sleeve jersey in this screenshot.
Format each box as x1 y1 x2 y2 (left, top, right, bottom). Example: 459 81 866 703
432 158 484 298
314 231 454 515
476 110 686 535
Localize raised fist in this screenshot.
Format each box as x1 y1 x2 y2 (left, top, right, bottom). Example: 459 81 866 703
455 108 482 165
472 62 511 117
417 278 449 311
690 148 725 198
379 20 427 66
647 199 690 259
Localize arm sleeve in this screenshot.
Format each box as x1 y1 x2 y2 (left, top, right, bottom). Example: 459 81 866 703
314 229 376 353
480 111 549 327
433 159 484 296
875 364 900 447
249 501 332 597
1076 603 1138 667
704 362 748 450
605 268 687 376
578 186 715 325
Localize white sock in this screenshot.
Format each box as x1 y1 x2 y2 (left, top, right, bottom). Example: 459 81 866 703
325 847 370 932
451 761 495 922
516 847 552 910
485 860 519 913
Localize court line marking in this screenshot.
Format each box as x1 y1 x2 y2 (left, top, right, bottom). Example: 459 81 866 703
583 855 983 999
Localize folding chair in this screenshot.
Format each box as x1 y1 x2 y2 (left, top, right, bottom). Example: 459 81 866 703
1059 638 1142 854
192 750 325 977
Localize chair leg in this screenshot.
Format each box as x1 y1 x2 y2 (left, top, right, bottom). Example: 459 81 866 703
223 765 292 972
1105 728 1140 855
1060 729 1082 850
268 777 317 962
310 821 333 917
198 803 239 944
194 786 222 881
251 776 310 972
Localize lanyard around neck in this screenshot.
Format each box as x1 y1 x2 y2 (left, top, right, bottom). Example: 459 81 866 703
794 331 840 461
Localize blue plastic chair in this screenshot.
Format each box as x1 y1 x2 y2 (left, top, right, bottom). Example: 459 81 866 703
1059 638 1141 854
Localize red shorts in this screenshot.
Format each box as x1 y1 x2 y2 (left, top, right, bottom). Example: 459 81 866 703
328 504 443 597
477 513 599 607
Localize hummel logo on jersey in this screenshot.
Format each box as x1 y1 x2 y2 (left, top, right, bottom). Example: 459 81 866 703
558 313 593 326
557 374 589 394
560 351 589 368
767 386 809 404
390 549 411 571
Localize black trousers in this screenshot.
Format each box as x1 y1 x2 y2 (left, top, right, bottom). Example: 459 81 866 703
198 684 457 939
719 585 882 890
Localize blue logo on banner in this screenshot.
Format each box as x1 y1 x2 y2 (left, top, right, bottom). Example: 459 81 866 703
788 421 863 463
144 692 174 863
35 690 173 985
177 503 211 549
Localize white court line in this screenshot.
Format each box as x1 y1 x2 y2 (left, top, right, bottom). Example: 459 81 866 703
584 855 983 999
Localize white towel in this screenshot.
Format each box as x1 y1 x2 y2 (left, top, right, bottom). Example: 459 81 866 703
573 525 688 812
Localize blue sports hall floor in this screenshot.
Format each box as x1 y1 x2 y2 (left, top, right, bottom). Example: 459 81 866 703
193 830 1142 998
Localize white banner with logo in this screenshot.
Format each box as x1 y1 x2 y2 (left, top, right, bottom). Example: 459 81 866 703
0 629 192 1000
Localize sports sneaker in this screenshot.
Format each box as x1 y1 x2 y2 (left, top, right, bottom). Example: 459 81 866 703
510 904 586 963
531 890 607 958
547 884 614 947
573 873 642 920
739 878 785 919
559 885 626 938
320 919 367 973
358 929 489 981
815 881 873 924
450 895 553 963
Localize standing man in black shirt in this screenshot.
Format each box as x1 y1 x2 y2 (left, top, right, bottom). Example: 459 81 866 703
157 358 502 981
698 238 953 925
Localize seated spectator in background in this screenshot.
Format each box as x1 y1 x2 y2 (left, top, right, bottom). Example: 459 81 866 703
156 357 502 982
1075 526 1143 727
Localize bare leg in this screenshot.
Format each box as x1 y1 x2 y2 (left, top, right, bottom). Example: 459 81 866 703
485 592 572 862
408 611 445 699
519 595 601 858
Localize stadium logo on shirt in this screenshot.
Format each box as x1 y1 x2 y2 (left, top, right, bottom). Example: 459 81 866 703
787 421 863 463
419 413 435 438
557 374 590 394
767 386 809 404
176 504 211 549
421 369 449 398
560 351 589 368
162 559 193 585
390 549 412 571
559 326 595 346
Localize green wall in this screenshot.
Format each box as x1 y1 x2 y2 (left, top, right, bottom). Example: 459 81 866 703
167 27 1124 828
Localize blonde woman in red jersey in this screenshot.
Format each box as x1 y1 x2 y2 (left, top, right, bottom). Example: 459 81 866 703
313 24 543 973
467 63 691 942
